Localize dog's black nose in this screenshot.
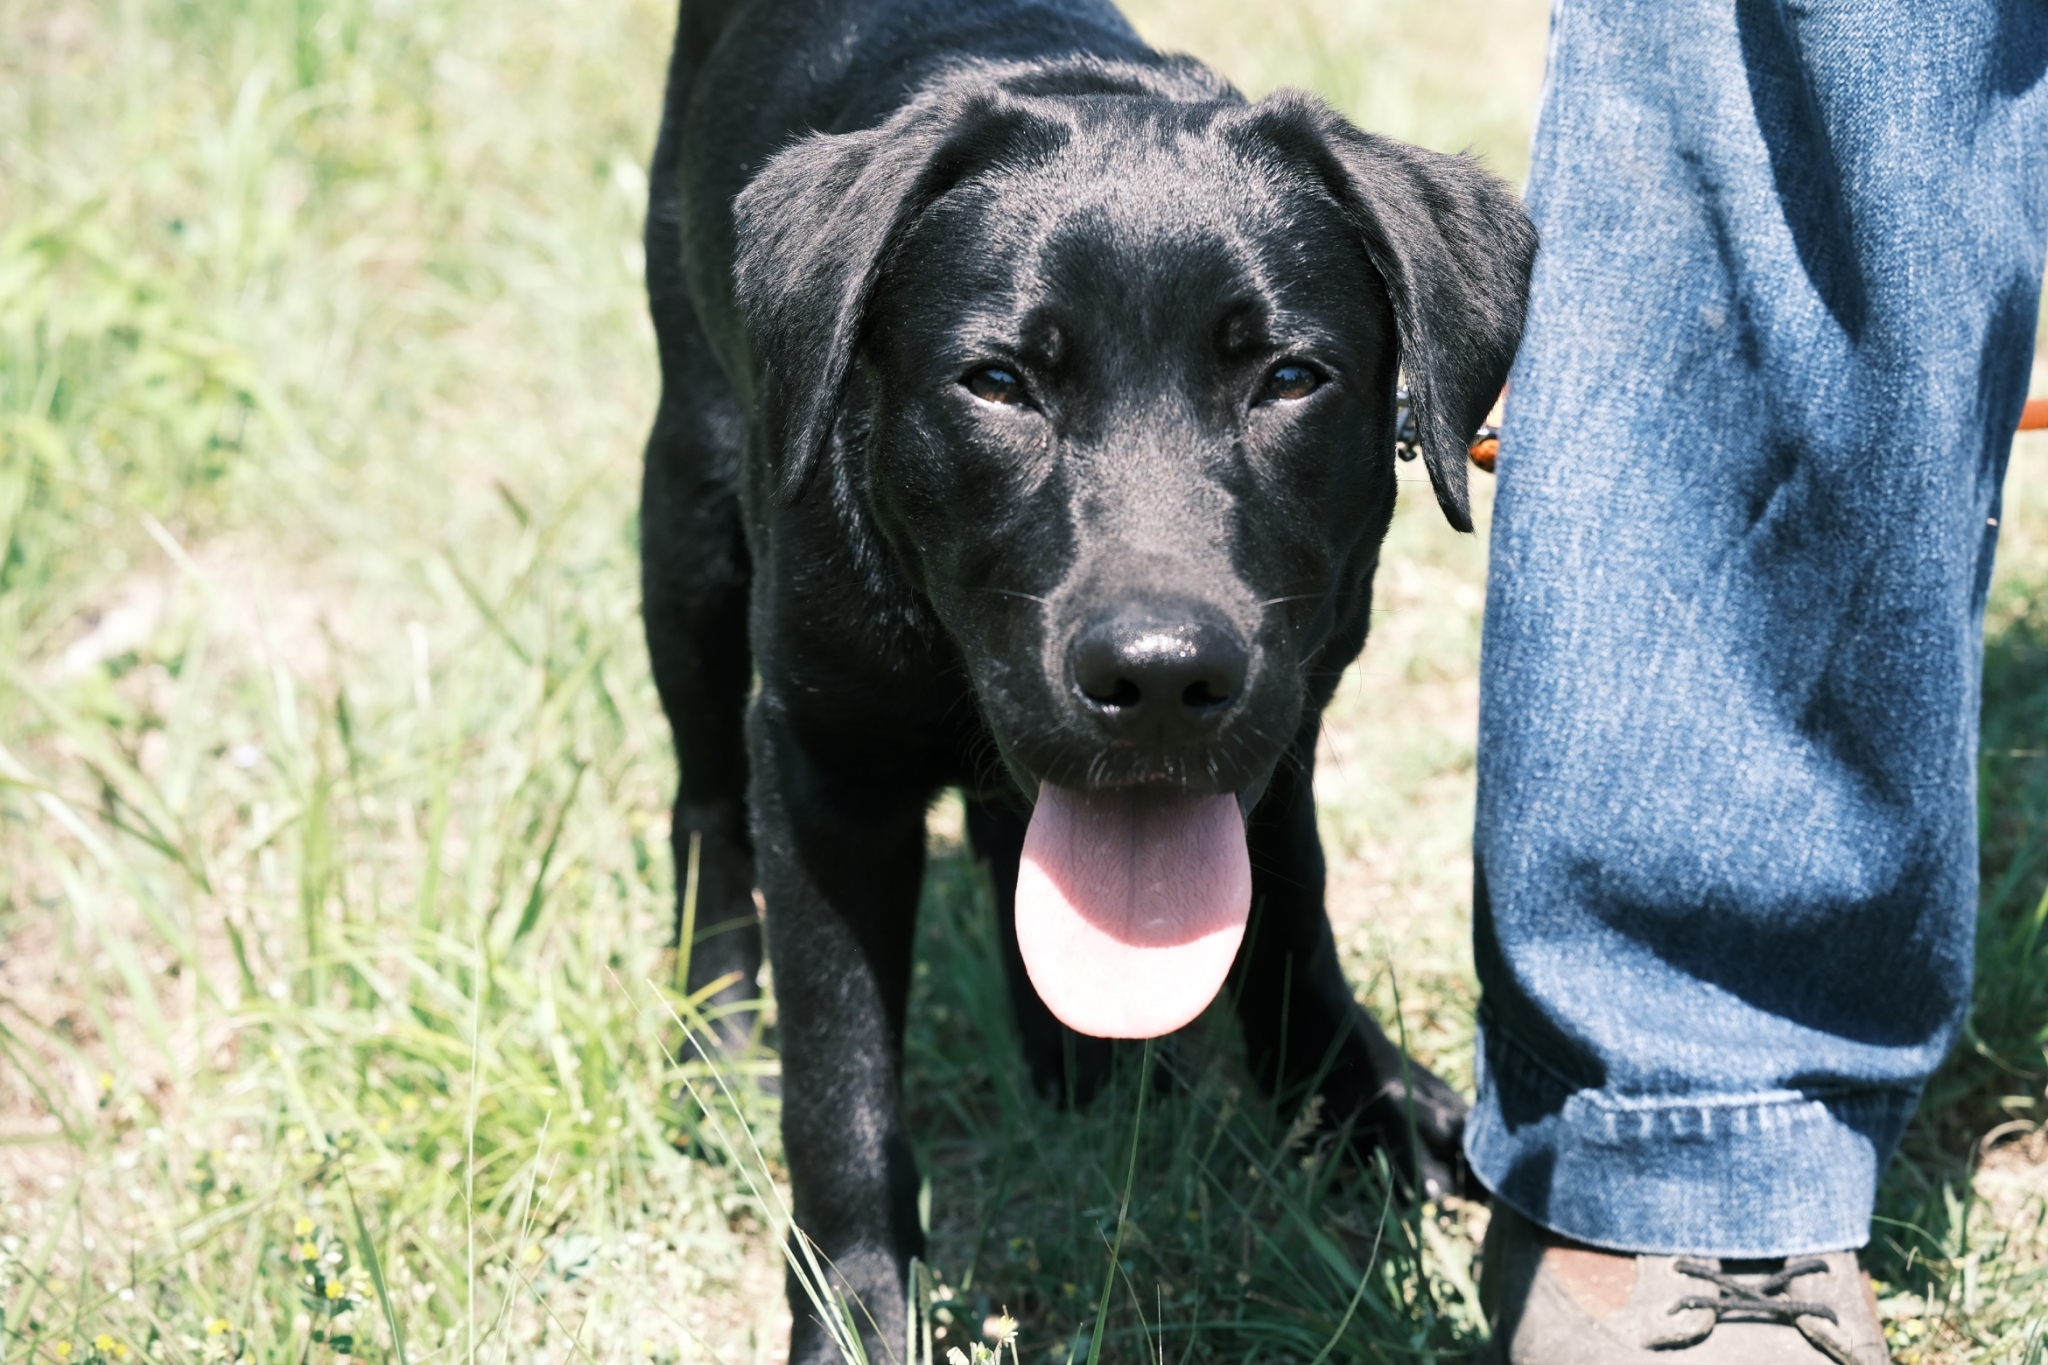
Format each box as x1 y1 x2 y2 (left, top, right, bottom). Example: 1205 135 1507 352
1070 607 1248 733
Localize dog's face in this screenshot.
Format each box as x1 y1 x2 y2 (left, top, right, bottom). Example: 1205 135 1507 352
736 76 1534 1036
859 111 1401 799
739 81 1530 806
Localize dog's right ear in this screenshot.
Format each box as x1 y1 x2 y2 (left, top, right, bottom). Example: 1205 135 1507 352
735 93 1065 503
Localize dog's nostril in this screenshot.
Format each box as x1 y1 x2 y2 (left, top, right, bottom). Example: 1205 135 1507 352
1182 678 1230 710
1079 675 1143 708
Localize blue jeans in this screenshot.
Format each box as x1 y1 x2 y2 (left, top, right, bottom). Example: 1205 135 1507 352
1466 0 2048 1257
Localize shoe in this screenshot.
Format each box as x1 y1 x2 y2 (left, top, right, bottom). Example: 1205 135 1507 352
1480 1203 1889 1364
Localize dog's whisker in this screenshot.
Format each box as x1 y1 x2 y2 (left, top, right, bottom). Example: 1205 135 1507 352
966 585 1053 607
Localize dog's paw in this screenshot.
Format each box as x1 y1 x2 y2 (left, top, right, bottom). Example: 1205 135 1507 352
1322 1050 1475 1203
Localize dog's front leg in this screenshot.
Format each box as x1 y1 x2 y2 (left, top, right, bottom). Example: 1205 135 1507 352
1235 733 1470 1199
748 698 929 1365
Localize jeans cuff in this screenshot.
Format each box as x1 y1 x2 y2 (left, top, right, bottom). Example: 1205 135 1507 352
1463 1023 1919 1258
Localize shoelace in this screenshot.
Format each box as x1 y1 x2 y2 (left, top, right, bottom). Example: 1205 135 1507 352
1670 1259 1857 1365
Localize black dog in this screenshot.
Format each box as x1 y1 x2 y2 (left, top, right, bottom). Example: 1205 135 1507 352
639 0 1533 1356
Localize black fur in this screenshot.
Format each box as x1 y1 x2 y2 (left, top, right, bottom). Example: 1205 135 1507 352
640 2 1534 1358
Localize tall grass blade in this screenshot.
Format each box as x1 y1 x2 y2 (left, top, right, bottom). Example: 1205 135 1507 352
343 1171 411 1365
1083 1038 1153 1365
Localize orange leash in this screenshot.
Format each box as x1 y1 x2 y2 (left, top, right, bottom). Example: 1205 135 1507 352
1453 393 2048 473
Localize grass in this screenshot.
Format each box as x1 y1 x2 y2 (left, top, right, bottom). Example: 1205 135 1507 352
0 0 2042 1362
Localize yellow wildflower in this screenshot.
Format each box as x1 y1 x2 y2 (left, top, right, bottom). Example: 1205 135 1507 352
294 1217 314 1236
53 1343 71 1359
95 1338 114 1353
325 1281 346 1300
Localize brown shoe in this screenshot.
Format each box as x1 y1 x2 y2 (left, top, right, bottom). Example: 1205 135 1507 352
1480 1203 1889 1364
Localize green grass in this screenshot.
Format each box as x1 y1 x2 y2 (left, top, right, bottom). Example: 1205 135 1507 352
0 0 2043 1362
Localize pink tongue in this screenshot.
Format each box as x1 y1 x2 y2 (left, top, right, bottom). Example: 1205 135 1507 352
1015 785 1251 1039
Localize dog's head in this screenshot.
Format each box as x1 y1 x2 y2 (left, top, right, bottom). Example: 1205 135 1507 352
737 71 1534 1037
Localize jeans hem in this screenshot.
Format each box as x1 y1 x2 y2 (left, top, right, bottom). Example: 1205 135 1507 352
1464 1024 1919 1258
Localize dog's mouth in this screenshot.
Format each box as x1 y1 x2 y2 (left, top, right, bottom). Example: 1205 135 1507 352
1014 783 1252 1039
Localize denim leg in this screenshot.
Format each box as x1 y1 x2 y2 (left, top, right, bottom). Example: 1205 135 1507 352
1467 0 2048 1257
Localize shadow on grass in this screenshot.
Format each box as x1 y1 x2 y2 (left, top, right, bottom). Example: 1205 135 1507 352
895 842 1487 1365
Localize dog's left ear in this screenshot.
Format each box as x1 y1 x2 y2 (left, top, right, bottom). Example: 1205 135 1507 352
1228 93 1536 532
735 91 1064 504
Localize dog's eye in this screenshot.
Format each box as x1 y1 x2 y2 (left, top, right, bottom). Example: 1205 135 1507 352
1260 363 1322 404
964 367 1026 405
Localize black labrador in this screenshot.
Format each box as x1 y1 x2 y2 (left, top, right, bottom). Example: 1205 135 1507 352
639 0 1533 1356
